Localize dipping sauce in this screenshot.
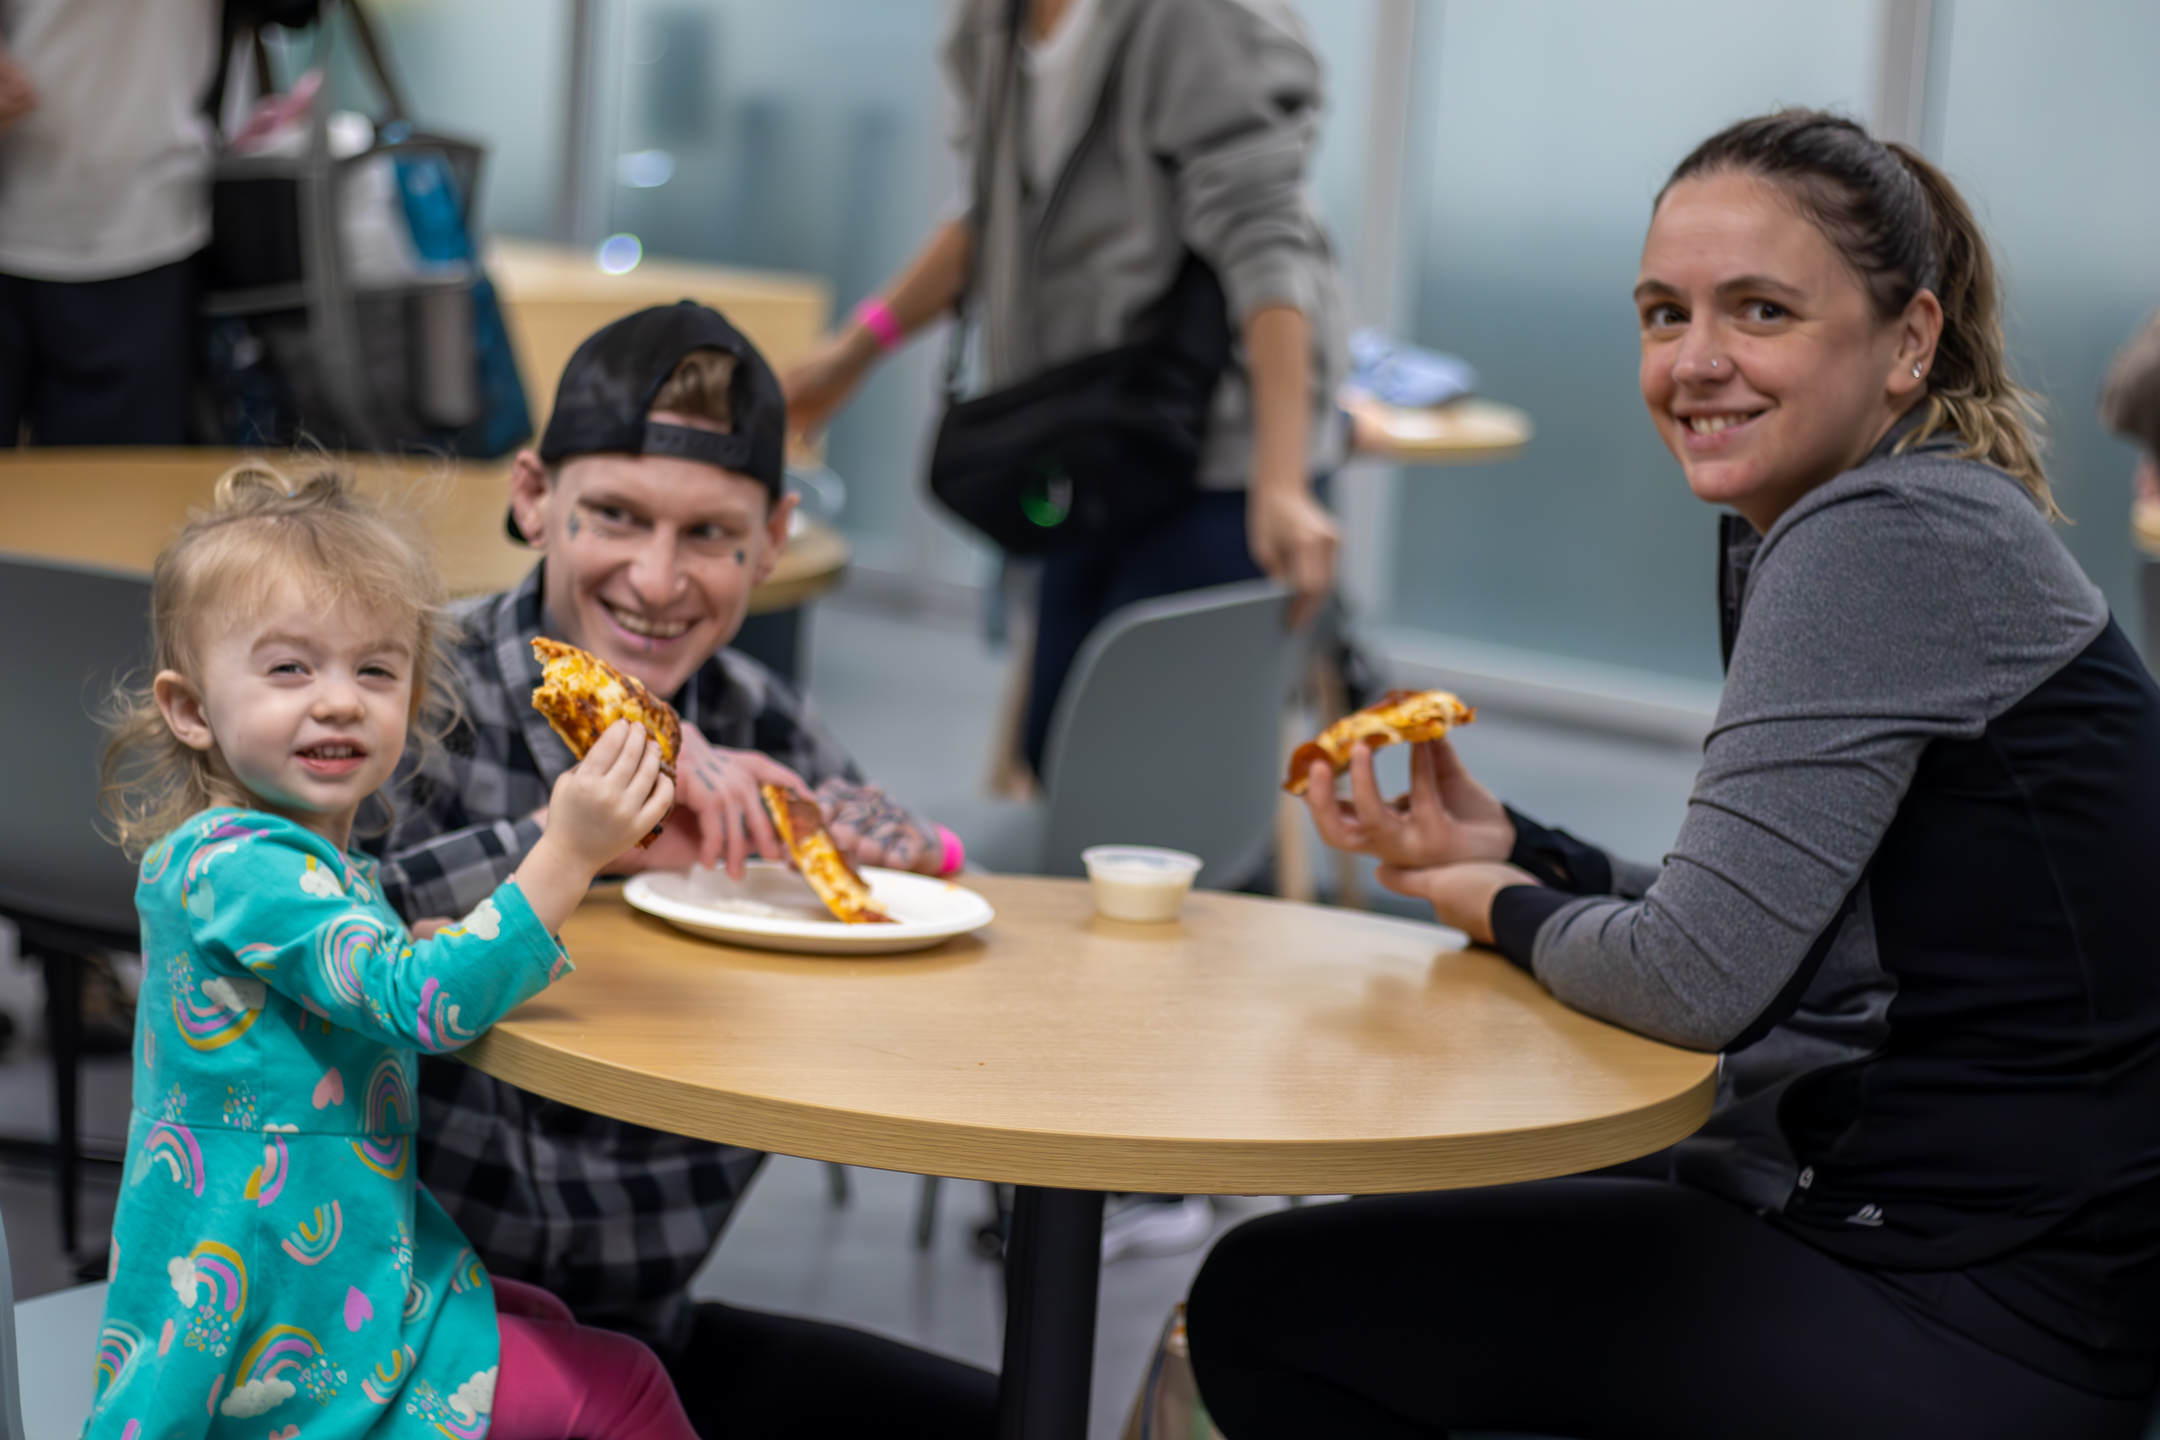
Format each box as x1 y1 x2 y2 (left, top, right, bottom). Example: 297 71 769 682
1081 846 1203 923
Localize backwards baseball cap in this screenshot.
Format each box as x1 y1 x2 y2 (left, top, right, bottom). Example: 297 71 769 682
510 300 786 543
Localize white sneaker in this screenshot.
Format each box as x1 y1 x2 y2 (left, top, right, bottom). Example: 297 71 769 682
1100 1196 1213 1262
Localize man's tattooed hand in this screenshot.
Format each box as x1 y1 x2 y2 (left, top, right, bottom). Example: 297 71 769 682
643 728 812 879
816 778 942 875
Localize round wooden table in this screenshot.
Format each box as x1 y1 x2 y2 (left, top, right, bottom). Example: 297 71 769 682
0 446 848 612
464 876 1716 1439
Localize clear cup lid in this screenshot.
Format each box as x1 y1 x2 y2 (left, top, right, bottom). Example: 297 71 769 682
1081 845 1203 877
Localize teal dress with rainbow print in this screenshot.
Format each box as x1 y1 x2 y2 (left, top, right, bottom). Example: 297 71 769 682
85 809 570 1437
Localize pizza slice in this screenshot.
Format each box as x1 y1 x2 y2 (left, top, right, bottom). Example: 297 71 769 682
760 783 895 924
1282 689 1477 795
530 638 683 848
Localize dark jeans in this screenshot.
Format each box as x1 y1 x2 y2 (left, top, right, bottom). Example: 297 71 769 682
0 256 195 444
663 1300 996 1440
1023 488 1265 775
1186 1178 2155 1440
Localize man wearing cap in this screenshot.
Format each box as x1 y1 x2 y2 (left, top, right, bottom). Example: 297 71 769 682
364 303 992 1437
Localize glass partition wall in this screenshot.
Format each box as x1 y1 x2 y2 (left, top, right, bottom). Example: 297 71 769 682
361 0 2159 681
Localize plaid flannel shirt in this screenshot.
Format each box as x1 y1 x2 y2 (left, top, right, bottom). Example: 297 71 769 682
361 565 861 1347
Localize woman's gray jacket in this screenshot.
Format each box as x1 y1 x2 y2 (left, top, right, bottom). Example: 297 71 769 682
943 0 1348 488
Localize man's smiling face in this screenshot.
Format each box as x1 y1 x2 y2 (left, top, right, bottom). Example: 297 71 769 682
509 415 797 698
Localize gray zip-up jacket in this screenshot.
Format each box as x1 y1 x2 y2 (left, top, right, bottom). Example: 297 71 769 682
1491 422 2160 1384
943 0 1347 488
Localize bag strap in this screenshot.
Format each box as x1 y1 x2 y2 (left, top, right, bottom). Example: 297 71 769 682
202 0 407 132
943 0 1030 401
341 0 410 123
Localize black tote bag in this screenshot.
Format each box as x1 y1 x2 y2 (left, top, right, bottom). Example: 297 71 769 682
925 0 1230 556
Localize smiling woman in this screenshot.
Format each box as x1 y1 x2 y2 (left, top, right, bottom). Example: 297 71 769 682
1188 110 2160 1440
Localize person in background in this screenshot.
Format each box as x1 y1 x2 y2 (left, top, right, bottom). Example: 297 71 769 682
2100 304 2160 512
364 303 995 1440
1189 109 2160 1440
784 0 1348 780
0 0 217 444
784 0 1348 1260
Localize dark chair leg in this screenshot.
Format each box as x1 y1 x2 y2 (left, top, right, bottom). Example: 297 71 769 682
40 948 81 1257
825 1161 851 1206
915 1174 942 1249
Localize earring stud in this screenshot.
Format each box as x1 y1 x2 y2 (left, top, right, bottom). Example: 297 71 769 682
1912 363 1924 378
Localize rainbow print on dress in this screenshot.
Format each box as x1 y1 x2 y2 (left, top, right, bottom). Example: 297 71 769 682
415 975 480 1052
402 1371 494 1440
231 1324 350 1410
281 1200 344 1265
446 1247 487 1296
349 1052 414 1179
244 1124 297 1207
167 952 262 1051
135 1121 205 1197
170 1240 248 1358
315 912 386 1012
361 1343 419 1404
91 1321 145 1403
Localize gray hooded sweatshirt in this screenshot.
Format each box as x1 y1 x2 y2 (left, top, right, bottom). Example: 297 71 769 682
942 0 1348 488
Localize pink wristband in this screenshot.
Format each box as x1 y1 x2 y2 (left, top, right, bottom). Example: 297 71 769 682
935 824 965 876
852 297 906 352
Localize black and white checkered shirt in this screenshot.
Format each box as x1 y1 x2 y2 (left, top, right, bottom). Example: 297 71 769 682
362 564 861 1347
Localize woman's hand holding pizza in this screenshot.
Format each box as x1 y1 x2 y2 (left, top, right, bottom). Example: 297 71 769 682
1302 735 1516 870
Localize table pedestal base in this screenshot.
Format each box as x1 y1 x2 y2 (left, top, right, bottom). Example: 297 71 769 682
998 1186 1105 1440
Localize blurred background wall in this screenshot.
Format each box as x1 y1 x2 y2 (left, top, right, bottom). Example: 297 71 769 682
359 0 2160 694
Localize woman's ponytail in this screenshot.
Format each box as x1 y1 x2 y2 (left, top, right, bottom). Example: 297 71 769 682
1884 144 2052 513
1665 110 2056 518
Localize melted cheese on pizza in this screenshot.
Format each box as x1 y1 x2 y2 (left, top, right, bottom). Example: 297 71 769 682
1282 689 1477 795
530 638 683 776
761 784 894 924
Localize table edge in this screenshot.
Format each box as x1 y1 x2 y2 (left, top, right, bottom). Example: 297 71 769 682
460 1024 1717 1194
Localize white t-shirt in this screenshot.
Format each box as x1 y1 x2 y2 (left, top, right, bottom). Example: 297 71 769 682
0 0 218 281
1020 0 1105 196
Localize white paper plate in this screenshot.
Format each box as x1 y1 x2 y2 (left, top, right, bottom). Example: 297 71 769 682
624 862 995 955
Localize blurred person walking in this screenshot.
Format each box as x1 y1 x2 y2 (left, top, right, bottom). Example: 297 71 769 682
0 0 219 445
2101 304 2160 512
785 0 1348 781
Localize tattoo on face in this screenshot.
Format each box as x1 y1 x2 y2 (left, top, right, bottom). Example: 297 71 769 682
566 510 582 539
734 549 747 565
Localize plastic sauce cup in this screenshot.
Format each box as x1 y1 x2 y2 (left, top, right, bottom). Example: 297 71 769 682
1081 846 1203 923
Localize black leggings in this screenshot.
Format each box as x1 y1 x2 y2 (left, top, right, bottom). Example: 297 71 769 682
663 1299 996 1440
1186 1179 2154 1440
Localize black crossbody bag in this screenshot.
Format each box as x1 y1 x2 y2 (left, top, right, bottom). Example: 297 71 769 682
926 0 1231 556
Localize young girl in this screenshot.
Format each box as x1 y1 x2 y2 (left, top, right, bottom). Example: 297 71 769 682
88 468 699 1439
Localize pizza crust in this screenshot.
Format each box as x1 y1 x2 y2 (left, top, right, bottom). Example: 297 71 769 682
1282 689 1476 795
530 638 683 848
760 783 894 924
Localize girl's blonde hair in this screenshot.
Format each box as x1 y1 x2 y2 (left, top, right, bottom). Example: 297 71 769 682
100 463 459 856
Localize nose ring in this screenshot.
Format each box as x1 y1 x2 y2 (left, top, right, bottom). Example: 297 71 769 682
1707 358 1722 371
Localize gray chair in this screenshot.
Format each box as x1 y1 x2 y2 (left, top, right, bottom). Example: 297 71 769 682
0 1205 106 1438
0 556 152 1257
972 579 1300 889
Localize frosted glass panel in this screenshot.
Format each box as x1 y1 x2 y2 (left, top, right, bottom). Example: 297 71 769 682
1287 0 1378 290
1933 0 2160 641
1393 0 1875 681
364 0 570 241
592 0 960 574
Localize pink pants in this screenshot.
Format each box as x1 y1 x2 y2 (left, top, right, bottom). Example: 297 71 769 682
487 1277 699 1440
